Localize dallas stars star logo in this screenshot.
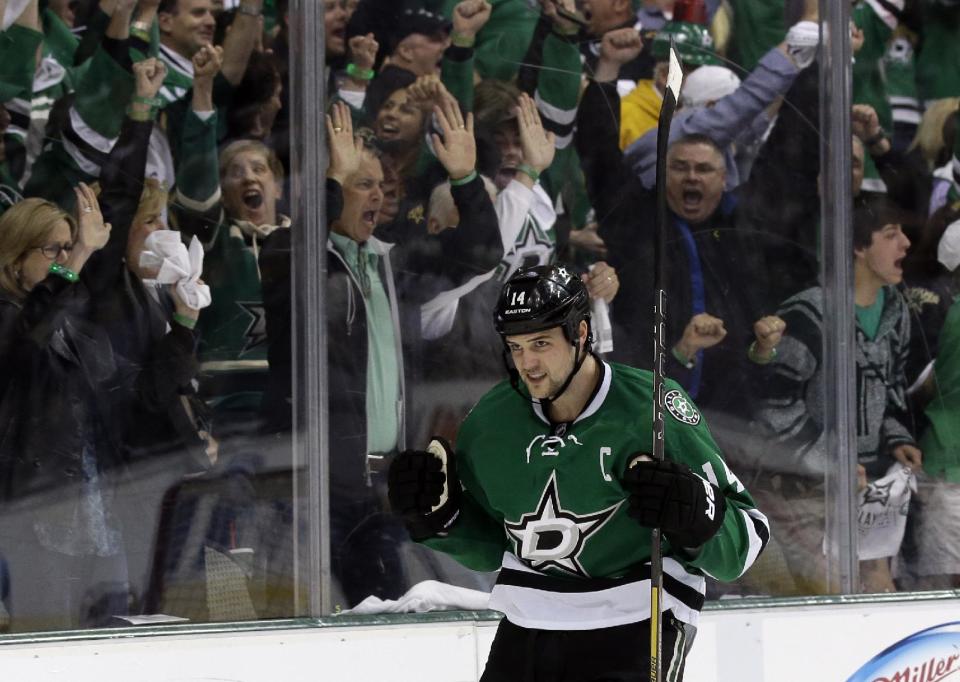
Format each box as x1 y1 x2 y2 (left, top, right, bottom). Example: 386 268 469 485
237 301 267 355
504 471 621 578
665 389 700 425
863 479 895 506
497 216 555 281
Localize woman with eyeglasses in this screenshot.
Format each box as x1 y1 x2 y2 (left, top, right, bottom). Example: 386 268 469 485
0 188 111 383
0 56 213 631
0 187 129 632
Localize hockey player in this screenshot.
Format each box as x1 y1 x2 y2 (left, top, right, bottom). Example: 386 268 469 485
388 263 770 680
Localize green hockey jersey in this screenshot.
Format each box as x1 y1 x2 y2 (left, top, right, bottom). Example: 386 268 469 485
425 361 770 630
158 43 195 107
853 0 898 132
429 0 539 81
916 0 960 102
170 110 278 414
492 181 558 284
883 31 921 127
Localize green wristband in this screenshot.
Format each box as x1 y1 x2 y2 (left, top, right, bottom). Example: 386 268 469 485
173 312 198 330
748 340 777 365
516 164 540 184
132 95 163 108
346 63 375 81
127 107 156 122
49 262 79 283
450 32 476 48
449 170 477 187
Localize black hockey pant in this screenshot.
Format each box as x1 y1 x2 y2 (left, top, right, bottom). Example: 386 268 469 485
480 613 691 682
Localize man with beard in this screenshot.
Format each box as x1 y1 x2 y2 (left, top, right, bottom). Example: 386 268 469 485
387 263 769 680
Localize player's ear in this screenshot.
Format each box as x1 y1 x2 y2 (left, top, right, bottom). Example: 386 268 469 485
577 319 589 350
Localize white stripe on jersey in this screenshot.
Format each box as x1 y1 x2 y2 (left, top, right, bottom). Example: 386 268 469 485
69 106 118 153
62 135 104 176
490 553 706 631
159 44 195 79
534 89 577 126
175 187 223 213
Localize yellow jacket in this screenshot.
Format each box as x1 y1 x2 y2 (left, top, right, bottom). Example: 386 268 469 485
619 80 663 150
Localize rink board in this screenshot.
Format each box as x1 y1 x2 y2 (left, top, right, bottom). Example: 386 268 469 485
0 595 957 681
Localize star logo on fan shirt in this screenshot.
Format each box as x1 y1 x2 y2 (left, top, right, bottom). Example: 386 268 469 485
237 301 267 355
504 471 621 578
863 479 895 506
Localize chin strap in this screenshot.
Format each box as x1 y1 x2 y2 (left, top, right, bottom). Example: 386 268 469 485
502 338 594 420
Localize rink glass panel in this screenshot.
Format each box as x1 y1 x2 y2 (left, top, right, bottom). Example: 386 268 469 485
318 6 848 607
2 0 947 642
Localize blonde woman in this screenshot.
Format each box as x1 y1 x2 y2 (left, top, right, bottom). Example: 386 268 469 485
0 187 127 633
0 187 110 378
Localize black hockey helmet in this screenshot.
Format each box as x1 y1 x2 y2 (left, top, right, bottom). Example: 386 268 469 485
493 264 591 344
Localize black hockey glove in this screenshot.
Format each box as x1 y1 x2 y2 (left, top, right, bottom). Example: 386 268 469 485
621 457 726 550
387 437 461 541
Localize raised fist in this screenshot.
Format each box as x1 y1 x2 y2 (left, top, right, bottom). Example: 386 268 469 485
133 57 167 99
348 32 379 71
600 27 644 66
452 0 492 39
388 438 462 541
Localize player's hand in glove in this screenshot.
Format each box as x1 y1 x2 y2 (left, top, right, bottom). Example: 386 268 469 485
388 437 461 541
621 456 726 550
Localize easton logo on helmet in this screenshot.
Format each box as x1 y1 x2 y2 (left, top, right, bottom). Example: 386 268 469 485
494 264 591 340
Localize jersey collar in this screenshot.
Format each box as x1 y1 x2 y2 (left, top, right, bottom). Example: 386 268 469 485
532 360 612 426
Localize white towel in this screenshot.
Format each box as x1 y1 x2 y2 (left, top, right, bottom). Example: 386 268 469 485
139 231 212 311
3 0 32 30
343 580 490 615
857 463 917 561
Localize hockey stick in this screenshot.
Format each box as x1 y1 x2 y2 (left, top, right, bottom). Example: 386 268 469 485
649 42 684 682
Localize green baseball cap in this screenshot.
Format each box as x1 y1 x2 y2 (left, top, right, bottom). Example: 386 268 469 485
651 21 720 66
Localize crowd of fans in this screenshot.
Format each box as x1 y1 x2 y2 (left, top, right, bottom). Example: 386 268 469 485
0 0 957 632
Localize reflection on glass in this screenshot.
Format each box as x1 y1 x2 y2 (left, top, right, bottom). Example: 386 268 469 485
0 0 957 642
325 0 957 611
0 0 297 632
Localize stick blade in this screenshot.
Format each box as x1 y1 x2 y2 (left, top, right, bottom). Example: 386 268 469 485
665 42 684 103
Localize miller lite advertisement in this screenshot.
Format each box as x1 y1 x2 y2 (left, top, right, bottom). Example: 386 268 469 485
847 622 960 682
